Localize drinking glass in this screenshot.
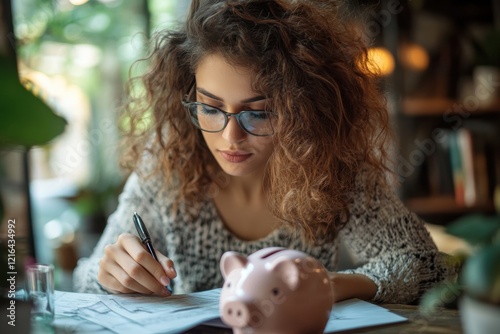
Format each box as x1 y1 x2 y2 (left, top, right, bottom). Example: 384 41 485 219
26 264 55 324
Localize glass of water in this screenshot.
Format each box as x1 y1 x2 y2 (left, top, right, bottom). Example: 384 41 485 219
26 264 55 324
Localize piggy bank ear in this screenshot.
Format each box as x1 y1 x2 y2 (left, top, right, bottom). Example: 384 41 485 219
269 259 300 291
220 251 248 279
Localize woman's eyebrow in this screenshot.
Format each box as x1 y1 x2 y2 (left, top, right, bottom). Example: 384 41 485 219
196 87 266 103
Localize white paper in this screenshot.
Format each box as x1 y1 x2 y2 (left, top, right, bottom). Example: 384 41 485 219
325 298 408 332
54 289 220 334
53 289 407 333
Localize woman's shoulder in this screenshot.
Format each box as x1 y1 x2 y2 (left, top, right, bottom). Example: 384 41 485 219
349 164 392 194
131 149 211 215
347 163 402 212
124 149 178 205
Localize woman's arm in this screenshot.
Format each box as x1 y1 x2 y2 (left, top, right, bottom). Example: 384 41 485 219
337 169 458 304
73 172 167 294
329 272 378 302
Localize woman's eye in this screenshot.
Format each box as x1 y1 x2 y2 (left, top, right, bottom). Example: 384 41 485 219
199 105 220 115
248 111 270 120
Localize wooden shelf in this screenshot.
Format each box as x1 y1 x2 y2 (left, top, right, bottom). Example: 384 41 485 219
404 195 496 216
401 98 500 116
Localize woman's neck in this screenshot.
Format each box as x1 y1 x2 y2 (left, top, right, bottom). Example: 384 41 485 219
222 172 265 204
212 170 278 241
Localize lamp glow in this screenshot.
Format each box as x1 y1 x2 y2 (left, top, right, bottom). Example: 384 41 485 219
399 43 429 71
363 47 395 77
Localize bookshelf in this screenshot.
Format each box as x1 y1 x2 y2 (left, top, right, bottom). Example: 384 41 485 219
397 99 500 224
405 195 496 216
391 1 500 225
402 98 500 117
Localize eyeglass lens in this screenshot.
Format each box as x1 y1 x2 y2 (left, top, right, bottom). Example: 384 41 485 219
188 103 274 136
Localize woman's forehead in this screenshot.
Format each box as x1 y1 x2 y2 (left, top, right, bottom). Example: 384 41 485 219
195 54 261 100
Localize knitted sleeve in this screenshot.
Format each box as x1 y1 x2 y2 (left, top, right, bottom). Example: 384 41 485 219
338 172 458 304
72 171 166 294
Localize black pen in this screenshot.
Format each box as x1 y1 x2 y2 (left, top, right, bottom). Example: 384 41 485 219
133 212 173 294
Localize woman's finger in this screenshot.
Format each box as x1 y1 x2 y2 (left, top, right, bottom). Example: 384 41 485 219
114 245 170 296
98 271 136 294
98 260 138 294
156 251 177 280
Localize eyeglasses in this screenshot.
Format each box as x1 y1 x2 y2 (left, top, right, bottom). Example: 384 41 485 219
182 82 275 136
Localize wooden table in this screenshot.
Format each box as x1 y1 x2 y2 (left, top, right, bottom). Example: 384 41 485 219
353 304 462 334
185 304 462 334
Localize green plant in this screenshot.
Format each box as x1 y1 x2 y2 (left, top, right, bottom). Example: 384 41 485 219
420 212 500 313
0 56 66 147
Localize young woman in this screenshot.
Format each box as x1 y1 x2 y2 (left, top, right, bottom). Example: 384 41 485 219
74 0 455 303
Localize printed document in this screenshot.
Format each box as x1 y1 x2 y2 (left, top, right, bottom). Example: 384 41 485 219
53 289 407 333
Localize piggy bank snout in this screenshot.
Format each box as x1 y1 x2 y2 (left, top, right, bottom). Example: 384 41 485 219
221 299 260 329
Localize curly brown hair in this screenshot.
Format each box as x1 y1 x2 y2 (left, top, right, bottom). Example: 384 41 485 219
121 0 392 243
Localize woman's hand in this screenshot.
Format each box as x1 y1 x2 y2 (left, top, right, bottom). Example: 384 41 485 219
98 233 177 296
329 272 378 302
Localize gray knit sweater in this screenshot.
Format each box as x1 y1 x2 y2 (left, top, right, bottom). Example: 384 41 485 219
73 163 456 304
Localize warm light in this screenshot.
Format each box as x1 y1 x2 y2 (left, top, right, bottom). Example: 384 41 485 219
69 0 89 5
364 47 395 76
399 43 429 71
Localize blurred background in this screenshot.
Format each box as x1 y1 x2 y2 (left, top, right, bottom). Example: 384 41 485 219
0 0 191 290
0 0 499 291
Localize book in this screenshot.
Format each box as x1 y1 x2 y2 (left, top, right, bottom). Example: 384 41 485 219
449 131 465 206
457 128 476 207
427 129 455 196
471 135 490 206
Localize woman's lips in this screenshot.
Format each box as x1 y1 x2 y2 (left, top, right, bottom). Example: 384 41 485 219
219 150 252 163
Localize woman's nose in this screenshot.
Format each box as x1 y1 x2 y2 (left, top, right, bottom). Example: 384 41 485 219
222 115 246 144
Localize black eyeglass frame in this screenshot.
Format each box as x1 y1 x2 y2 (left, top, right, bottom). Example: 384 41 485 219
181 81 275 137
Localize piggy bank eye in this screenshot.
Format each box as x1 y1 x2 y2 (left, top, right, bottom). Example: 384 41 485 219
225 281 232 288
272 287 281 296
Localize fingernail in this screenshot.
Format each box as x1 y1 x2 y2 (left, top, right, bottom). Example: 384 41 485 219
169 266 176 274
161 289 170 297
160 275 170 286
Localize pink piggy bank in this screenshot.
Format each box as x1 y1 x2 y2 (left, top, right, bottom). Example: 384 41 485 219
219 247 333 334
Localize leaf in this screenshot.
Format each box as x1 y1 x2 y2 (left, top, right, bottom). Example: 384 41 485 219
445 214 500 246
462 242 500 304
419 281 462 316
0 56 66 148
